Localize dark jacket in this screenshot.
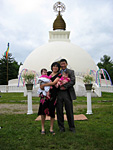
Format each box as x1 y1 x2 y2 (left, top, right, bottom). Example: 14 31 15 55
61 68 76 100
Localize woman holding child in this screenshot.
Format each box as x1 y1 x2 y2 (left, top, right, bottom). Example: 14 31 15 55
37 62 62 135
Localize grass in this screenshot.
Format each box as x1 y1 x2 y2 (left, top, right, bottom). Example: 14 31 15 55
0 92 113 150
0 92 113 104
0 106 113 150
0 92 39 104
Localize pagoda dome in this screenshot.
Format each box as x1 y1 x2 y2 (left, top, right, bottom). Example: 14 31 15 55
22 41 97 75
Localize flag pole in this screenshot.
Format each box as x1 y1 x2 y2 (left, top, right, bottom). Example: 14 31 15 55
7 57 8 85
4 43 9 92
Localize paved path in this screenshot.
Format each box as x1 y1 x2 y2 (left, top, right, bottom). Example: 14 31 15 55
0 104 38 114
0 103 87 115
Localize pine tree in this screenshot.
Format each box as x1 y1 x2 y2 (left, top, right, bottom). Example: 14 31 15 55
97 55 113 83
0 53 21 85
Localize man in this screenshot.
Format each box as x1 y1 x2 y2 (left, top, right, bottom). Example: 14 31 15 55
56 59 76 133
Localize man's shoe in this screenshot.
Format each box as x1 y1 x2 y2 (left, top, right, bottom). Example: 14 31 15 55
60 128 65 132
69 129 75 133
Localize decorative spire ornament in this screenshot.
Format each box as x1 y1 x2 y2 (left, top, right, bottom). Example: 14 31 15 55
53 1 66 30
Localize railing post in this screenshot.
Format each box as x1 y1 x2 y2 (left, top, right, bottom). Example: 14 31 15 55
86 90 93 114
27 90 33 115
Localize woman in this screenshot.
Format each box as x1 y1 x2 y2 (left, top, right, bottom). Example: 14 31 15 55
38 62 61 135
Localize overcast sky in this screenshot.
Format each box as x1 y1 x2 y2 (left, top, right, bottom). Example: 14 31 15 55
0 0 113 64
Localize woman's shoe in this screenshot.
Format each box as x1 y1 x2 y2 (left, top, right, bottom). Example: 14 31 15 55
41 131 45 135
50 130 55 135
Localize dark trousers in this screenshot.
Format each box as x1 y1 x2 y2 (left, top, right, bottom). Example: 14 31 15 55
56 90 75 130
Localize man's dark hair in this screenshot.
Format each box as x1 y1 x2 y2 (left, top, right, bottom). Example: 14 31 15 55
60 59 68 64
51 62 60 72
41 68 47 74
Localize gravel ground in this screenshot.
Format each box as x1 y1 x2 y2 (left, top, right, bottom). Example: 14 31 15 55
0 104 39 114
0 103 89 115
0 103 105 115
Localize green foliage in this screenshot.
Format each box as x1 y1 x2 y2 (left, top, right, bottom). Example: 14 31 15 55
0 53 22 85
22 71 36 84
83 74 94 84
97 55 113 83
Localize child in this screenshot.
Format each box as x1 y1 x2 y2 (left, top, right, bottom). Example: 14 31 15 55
37 69 51 98
56 71 70 90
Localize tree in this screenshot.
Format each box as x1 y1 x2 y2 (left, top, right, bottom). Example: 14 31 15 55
0 53 22 85
97 55 113 83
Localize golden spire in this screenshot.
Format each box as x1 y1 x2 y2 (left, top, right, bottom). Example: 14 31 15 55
53 1 66 30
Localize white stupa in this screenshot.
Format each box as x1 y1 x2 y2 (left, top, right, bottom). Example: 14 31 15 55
22 40 97 76
17 2 101 97
20 2 97 76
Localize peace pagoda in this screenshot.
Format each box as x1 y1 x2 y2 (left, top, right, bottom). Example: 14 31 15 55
10 2 101 97
21 2 97 75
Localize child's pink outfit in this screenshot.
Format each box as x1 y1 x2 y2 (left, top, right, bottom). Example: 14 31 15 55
56 76 70 90
37 75 51 98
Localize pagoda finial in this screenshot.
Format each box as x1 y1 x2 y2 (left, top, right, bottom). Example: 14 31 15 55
53 1 66 14
53 1 66 30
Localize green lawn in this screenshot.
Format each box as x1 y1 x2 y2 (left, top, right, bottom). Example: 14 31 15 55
0 92 113 104
0 92 113 150
0 92 39 104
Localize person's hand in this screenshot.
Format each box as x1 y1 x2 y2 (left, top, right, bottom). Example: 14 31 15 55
40 84 44 90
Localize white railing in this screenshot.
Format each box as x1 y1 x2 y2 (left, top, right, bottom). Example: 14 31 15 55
1 83 113 96
76 76 101 97
101 86 113 93
93 83 101 97
0 85 25 93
